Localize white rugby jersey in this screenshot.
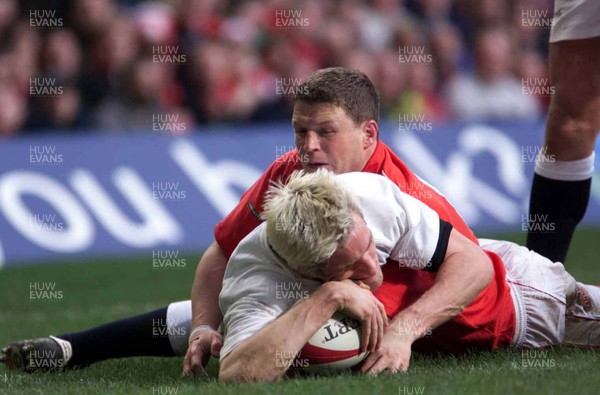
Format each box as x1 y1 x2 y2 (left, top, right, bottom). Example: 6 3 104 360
219 172 452 360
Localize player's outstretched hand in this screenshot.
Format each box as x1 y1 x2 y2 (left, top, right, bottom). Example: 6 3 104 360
360 325 412 375
334 280 388 354
182 327 222 377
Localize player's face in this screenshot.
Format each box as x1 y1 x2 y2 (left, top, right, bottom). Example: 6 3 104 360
319 212 383 291
292 102 376 174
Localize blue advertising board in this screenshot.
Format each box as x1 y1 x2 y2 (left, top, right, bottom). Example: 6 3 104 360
1 119 599 267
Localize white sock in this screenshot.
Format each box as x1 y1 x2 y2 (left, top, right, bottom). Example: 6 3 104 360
534 152 595 181
166 300 192 355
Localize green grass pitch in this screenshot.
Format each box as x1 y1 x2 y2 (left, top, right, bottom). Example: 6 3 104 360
1 229 599 395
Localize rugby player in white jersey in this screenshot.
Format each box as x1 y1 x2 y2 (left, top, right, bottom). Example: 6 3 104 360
217 170 600 382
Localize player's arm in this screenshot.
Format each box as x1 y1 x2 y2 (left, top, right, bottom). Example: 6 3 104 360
349 176 493 374
395 228 493 334
191 241 226 330
182 241 228 376
362 228 493 374
219 281 387 383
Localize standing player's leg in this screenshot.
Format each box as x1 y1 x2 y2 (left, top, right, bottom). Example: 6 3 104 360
527 34 600 263
0 301 192 372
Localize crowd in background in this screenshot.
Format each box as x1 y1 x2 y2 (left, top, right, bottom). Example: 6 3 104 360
0 0 554 137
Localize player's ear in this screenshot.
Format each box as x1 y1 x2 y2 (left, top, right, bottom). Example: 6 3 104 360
363 120 378 148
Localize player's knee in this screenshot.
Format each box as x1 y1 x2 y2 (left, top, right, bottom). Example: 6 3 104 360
546 95 600 156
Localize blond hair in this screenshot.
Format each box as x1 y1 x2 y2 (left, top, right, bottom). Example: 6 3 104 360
262 169 360 277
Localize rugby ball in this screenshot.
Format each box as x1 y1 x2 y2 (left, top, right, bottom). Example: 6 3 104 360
298 312 368 372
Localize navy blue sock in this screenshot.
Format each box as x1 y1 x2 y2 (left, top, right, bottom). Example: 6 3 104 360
526 173 591 263
57 306 174 368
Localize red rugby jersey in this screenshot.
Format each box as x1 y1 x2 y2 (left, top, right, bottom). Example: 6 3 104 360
214 142 515 352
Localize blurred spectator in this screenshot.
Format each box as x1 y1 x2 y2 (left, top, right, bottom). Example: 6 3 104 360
133 1 177 46
93 57 183 131
456 0 511 42
320 17 359 66
0 84 26 136
0 0 17 34
42 29 82 80
25 83 89 131
376 50 408 118
445 25 539 120
339 49 378 84
430 21 466 86
24 28 86 132
9 22 41 95
81 16 141 109
414 0 454 22
396 62 450 123
177 0 227 38
71 0 117 40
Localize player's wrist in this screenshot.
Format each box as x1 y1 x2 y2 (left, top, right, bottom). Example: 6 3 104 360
188 324 216 344
317 282 346 310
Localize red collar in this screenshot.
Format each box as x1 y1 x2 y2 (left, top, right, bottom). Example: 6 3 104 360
361 142 386 174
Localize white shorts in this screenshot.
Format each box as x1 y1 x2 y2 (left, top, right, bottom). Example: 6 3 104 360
550 0 600 42
480 238 600 348
480 239 567 347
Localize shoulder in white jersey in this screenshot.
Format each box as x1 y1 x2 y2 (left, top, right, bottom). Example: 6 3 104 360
337 172 452 271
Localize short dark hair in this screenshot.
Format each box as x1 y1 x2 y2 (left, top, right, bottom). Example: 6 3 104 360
294 67 380 125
